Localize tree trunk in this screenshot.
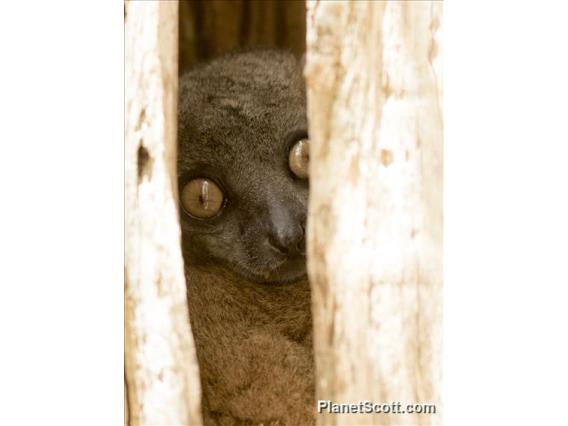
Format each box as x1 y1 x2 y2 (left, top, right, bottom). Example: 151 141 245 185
305 1 443 425
178 0 306 74
124 2 202 425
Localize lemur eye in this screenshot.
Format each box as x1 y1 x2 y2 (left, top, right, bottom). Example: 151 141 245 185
181 178 224 219
289 138 310 179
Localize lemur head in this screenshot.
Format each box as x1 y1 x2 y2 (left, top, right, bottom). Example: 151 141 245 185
177 50 309 284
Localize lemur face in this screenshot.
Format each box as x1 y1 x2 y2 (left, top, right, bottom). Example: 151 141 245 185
177 51 309 284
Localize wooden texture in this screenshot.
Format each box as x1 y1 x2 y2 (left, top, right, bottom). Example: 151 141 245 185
305 1 443 425
124 2 202 425
179 0 306 74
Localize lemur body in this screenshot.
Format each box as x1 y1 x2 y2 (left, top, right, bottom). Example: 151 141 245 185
177 50 314 426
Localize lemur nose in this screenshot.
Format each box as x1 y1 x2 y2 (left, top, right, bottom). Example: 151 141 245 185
268 222 306 255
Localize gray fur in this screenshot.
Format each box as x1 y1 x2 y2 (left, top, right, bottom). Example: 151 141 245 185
177 50 314 425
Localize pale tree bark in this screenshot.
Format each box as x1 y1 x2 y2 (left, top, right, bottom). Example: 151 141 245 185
125 2 202 425
306 1 443 425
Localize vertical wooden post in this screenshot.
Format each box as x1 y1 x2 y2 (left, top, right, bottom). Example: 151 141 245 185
124 2 202 425
178 0 306 73
306 1 442 425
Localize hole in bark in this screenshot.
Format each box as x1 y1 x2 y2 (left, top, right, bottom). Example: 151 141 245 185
380 149 393 167
137 144 152 181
